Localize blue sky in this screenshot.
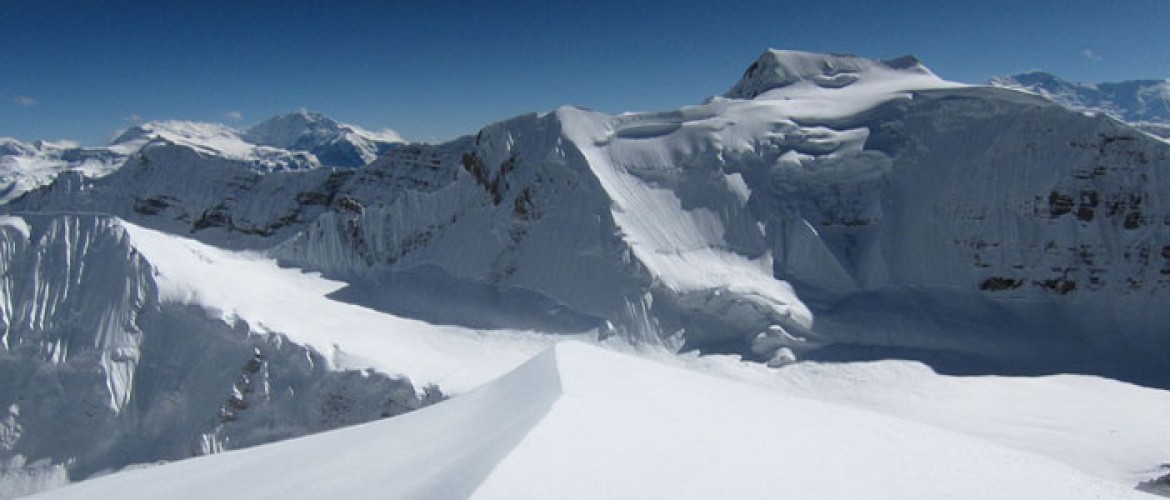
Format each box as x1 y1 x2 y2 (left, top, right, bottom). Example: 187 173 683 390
2 0 1168 145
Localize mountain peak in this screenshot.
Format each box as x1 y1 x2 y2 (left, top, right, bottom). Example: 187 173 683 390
725 49 943 99
243 111 401 167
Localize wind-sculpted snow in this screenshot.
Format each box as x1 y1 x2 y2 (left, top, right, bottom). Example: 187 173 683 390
0 215 442 498
24 343 1155 500
726 49 958 101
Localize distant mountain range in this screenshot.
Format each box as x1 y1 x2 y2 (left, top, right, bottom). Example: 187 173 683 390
0 111 401 203
992 71 1170 137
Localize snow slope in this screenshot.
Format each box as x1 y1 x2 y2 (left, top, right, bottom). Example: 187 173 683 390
119 218 564 393
26 342 1155 500
645 347 1170 489
0 214 552 497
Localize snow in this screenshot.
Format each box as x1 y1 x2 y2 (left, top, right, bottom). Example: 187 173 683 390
991 71 1170 137
110 120 319 171
26 342 1155 500
726 49 963 107
119 220 564 393
0 141 122 203
242 111 401 167
4 49 1170 498
642 348 1170 488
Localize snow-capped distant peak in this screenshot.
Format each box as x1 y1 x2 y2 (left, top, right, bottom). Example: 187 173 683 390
244 110 402 147
243 110 401 167
110 120 243 151
107 119 321 172
242 110 343 148
990 71 1170 137
725 49 953 100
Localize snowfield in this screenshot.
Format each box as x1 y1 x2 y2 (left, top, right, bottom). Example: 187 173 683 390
25 342 1158 500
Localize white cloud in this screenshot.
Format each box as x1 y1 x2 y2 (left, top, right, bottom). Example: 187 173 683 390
13 96 36 107
224 111 244 121
1082 49 1102 61
125 114 143 123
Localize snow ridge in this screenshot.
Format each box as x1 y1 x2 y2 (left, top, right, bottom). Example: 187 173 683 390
26 342 1154 500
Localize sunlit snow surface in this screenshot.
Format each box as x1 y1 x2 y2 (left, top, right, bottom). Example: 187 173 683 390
28 343 1157 500
120 221 564 394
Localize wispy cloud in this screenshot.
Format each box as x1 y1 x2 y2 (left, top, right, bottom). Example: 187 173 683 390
13 95 36 107
125 114 143 123
224 111 244 121
1082 49 1102 62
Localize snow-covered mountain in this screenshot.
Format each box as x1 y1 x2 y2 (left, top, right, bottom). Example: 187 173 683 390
3 49 1170 497
992 71 1170 137
0 113 401 206
0 139 123 204
15 50 1170 380
242 111 402 167
110 120 321 172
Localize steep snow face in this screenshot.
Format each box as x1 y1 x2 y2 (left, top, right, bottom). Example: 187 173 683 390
0 215 441 498
25 342 1154 500
243 111 401 167
992 72 1170 138
725 49 954 100
0 215 150 412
